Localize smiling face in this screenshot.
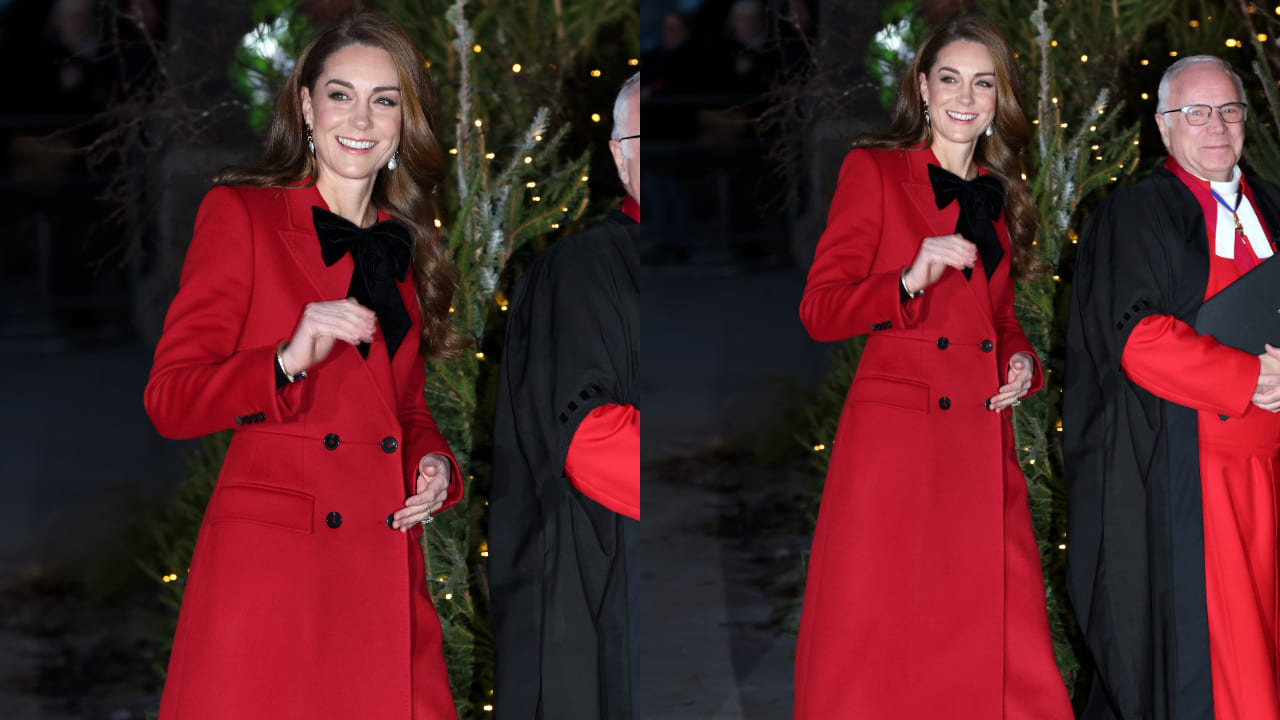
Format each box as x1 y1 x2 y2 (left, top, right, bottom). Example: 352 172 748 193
301 43 402 191
919 40 997 157
1156 63 1244 182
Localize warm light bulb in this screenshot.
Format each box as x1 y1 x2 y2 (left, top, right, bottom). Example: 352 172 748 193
591 113 601 122
1080 54 1088 62
476 352 485 360
473 44 482 53
590 69 602 77
449 148 458 154
475 119 483 127
523 156 532 164
526 181 536 188
580 175 589 182
485 152 495 159
628 58 639 66
434 219 442 228
512 63 522 73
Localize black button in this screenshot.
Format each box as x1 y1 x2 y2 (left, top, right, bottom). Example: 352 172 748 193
324 433 340 450
381 436 398 453
325 512 343 529
235 416 244 425
883 321 893 329
980 340 994 352
938 397 952 410
386 513 396 529
936 337 949 350
985 398 992 410
256 412 265 422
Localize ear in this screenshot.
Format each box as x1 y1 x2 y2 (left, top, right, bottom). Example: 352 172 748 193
918 71 929 108
609 139 629 187
1155 112 1171 149
300 86 314 128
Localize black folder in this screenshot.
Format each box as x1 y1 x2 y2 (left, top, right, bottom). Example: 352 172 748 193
1193 253 1280 353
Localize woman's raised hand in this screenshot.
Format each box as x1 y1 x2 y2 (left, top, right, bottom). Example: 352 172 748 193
901 234 978 294
278 298 376 375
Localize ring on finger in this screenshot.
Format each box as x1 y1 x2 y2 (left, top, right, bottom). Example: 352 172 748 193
420 511 433 527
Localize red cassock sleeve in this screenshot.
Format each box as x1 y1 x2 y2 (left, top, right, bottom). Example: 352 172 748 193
1120 314 1258 417
564 403 640 520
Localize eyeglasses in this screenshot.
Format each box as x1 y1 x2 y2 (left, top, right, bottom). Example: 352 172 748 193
615 134 640 142
1159 102 1248 126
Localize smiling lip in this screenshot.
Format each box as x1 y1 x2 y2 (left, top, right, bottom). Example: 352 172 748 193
945 110 978 122
337 136 377 151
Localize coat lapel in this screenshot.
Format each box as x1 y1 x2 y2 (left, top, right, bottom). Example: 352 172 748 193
274 183 400 424
900 148 999 317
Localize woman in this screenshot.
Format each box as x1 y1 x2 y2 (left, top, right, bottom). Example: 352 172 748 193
794 15 1072 719
144 12 464 719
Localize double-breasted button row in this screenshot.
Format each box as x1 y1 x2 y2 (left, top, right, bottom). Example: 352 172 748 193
869 321 894 331
381 436 398 453
235 412 266 425
936 337 993 352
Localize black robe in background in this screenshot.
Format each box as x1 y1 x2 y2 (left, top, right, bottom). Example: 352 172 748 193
489 210 639 720
1064 166 1280 719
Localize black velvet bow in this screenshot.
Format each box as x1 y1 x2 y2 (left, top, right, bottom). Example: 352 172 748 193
927 164 1006 281
312 206 413 359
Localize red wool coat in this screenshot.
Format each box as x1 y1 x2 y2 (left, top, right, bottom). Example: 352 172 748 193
795 147 1071 718
144 183 462 720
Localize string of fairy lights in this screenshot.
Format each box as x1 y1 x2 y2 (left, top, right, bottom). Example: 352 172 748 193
443 52 640 363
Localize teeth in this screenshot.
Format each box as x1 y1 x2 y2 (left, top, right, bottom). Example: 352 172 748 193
946 111 978 121
337 137 376 149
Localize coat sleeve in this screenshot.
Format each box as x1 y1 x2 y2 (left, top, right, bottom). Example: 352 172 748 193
992 258 1044 395
799 149 924 342
1121 314 1258 417
397 340 463 511
564 403 640 520
144 186 307 439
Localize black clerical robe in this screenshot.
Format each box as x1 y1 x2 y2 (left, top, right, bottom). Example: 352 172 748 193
489 210 639 720
1064 165 1280 719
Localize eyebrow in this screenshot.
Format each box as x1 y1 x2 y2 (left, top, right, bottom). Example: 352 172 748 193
324 79 401 93
937 66 996 77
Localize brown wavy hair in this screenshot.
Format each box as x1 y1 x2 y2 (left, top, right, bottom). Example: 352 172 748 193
855 13 1041 280
215 10 465 359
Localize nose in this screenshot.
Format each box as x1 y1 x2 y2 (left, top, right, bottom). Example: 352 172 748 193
351 102 371 129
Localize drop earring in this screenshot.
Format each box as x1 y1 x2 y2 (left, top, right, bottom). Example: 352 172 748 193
307 126 315 154
387 152 398 171
924 106 931 126
985 123 994 137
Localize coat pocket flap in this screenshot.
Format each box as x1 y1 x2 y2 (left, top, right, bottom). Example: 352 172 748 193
209 483 314 534
850 374 930 413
